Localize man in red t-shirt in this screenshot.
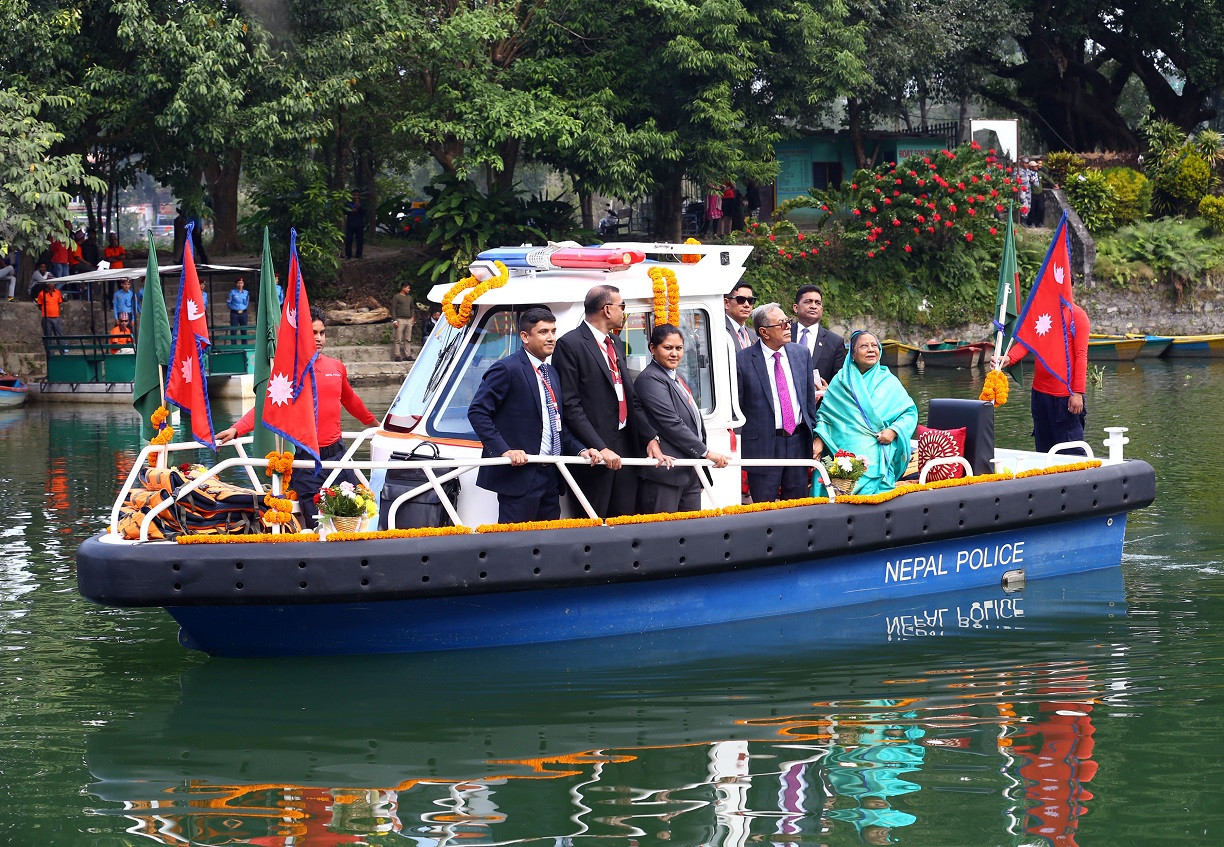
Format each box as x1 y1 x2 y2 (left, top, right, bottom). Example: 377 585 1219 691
996 301 1090 454
217 308 378 525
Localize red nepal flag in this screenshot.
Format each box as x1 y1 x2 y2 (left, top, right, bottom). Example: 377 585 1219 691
1013 212 1078 391
163 223 215 449
260 228 321 466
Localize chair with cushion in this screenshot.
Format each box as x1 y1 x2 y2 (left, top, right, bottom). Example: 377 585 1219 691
925 398 995 476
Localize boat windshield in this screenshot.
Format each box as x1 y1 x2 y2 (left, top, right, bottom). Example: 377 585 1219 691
384 321 466 431
425 305 715 440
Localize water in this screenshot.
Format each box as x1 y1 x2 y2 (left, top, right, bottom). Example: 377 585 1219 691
1 362 1222 846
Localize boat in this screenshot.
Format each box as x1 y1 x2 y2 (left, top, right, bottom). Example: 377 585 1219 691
75 242 1156 657
918 339 985 369
880 338 920 367
0 370 28 408
1086 337 1144 361
1163 333 1224 358
1090 333 1171 359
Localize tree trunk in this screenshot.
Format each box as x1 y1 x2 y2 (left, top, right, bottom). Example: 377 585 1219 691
328 106 350 191
848 99 869 169
653 175 683 242
578 187 594 232
356 147 376 236
430 136 464 172
494 138 520 193
203 149 244 254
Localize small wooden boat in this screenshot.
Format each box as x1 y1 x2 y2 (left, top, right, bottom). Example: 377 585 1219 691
919 340 984 369
880 339 919 367
1090 333 1172 359
0 371 28 408
1163 334 1224 358
1087 337 1144 362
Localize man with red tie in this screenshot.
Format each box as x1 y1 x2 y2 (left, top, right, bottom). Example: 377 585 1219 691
554 285 662 518
724 283 757 350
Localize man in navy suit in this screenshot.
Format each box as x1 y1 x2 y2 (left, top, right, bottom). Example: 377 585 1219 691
737 303 819 502
553 284 662 518
468 307 600 524
790 284 845 398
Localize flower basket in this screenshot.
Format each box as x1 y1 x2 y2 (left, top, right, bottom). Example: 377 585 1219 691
821 451 868 495
827 476 856 495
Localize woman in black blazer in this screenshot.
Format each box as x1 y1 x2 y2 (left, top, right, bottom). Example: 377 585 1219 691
632 324 730 512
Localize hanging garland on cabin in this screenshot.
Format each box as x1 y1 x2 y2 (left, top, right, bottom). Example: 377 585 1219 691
262 451 297 527
648 266 681 327
441 260 510 329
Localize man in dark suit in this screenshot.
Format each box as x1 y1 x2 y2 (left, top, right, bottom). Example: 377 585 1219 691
724 283 756 351
737 303 819 502
790 284 845 399
468 307 600 524
553 285 661 518
633 324 731 513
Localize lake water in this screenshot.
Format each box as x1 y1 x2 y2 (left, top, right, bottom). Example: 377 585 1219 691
1 362 1221 846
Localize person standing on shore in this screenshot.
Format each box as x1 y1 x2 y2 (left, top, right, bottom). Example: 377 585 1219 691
390 280 414 361
36 278 66 344
343 191 365 259
227 277 250 337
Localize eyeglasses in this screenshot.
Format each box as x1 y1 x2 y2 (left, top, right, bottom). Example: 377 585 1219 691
757 322 786 330
606 301 625 311
728 295 756 306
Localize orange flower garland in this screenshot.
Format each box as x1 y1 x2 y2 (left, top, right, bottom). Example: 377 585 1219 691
476 518 603 533
262 451 297 526
327 526 473 541
722 496 829 514
177 533 320 544
607 507 724 525
979 368 1009 407
647 266 680 327
442 260 510 329
1015 460 1101 477
680 237 702 264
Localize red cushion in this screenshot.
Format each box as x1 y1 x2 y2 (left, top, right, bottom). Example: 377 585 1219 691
916 425 967 480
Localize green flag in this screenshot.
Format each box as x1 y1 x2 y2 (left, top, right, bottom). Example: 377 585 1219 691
993 203 1020 349
132 232 173 441
251 227 281 458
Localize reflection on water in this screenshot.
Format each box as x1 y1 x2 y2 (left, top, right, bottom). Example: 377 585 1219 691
4 363 1224 845
85 570 1126 845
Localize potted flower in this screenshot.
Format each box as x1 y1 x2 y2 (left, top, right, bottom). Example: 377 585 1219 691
821 450 868 495
314 481 378 536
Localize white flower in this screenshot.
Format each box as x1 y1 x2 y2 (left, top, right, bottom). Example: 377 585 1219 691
339 481 356 494
837 456 854 473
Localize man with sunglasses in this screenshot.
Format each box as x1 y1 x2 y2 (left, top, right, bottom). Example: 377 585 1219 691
724 284 757 350
554 284 664 518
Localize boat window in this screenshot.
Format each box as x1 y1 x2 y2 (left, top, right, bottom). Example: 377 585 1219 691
383 320 466 431
427 308 524 439
622 307 714 414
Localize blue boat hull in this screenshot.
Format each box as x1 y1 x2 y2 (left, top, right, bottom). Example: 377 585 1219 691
169 513 1127 657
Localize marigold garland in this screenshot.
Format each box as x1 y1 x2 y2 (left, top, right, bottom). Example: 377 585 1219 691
176 533 320 544
262 451 297 527
722 496 829 514
979 368 1009 407
606 507 724 525
146 405 175 463
680 237 702 264
476 518 603 533
327 526 474 541
647 266 681 327
442 260 510 329
1015 460 1101 477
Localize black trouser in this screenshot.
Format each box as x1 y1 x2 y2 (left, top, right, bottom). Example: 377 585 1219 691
569 429 638 518
291 440 361 528
344 225 364 259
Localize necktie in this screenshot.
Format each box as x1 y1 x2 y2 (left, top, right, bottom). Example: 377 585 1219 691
774 351 796 435
677 376 701 429
603 335 628 425
738 326 751 348
538 364 562 455
800 327 810 348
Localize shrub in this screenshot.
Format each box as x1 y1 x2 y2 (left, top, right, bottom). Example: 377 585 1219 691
1102 167 1152 226
1063 169 1118 232
1200 194 1224 232
1151 150 1212 215
1096 218 1224 301
1043 151 1086 187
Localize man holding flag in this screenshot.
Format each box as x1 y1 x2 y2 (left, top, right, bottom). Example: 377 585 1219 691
992 213 1091 454
217 231 377 527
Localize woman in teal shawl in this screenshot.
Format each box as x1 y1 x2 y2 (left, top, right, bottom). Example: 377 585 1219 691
814 330 918 495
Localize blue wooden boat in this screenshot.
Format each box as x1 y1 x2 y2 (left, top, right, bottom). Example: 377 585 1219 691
1163 334 1224 358
0 370 27 408
1091 333 1171 359
75 242 1156 657
1087 337 1143 361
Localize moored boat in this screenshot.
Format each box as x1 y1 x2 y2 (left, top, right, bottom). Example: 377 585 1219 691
919 340 985 369
880 338 920 367
1090 333 1172 359
0 370 28 408
1087 337 1144 361
75 242 1156 658
1163 334 1224 358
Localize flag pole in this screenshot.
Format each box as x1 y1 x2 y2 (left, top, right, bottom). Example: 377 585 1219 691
991 283 1010 370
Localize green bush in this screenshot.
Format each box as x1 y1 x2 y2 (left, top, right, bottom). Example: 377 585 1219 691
1096 218 1224 299
1152 151 1212 216
1063 170 1118 232
1102 167 1152 225
1199 195 1224 232
1043 151 1086 187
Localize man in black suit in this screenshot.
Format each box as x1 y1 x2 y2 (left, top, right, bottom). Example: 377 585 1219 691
737 303 819 502
553 285 662 518
724 283 756 351
790 284 845 399
468 307 600 524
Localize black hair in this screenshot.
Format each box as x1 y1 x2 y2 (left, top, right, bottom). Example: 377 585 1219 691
310 306 327 326
518 306 556 334
725 282 755 298
649 323 683 347
584 284 620 316
794 284 823 303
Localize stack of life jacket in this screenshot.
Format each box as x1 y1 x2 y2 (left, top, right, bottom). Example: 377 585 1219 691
116 465 301 540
